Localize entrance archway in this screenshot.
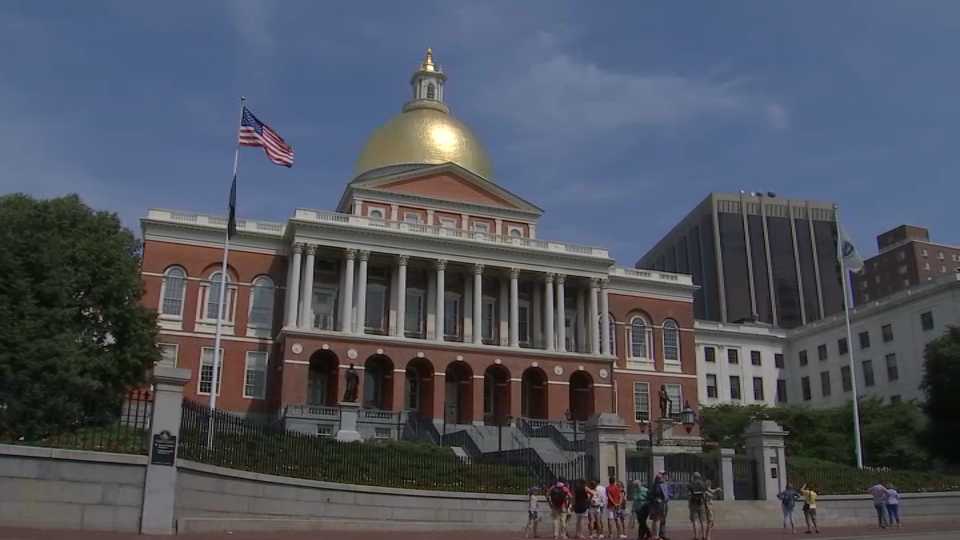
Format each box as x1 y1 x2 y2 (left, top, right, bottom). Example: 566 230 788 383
307 350 338 406
444 361 474 425
569 370 595 421
521 367 548 419
483 364 511 426
363 354 394 410
404 358 435 417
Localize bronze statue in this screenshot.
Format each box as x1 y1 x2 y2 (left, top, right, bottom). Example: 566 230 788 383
342 364 359 403
658 385 672 419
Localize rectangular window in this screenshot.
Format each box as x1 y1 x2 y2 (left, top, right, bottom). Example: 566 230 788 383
438 217 457 229
753 377 764 401
705 347 716 363
444 293 462 339
799 350 808 366
706 374 718 399
863 360 875 387
776 379 787 403
314 287 337 330
882 324 894 343
801 377 811 401
518 304 530 345
859 331 871 349
817 344 828 361
665 384 682 419
158 343 178 367
481 297 497 342
751 350 762 366
633 383 650 422
243 351 267 399
838 338 848 356
727 349 739 364
364 280 389 334
886 353 899 382
199 347 224 396
921 311 934 331
820 371 831 397
730 376 742 400
841 365 852 392
403 212 422 224
471 222 490 233
404 289 426 338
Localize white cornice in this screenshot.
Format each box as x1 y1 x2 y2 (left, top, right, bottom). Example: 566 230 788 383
350 188 539 222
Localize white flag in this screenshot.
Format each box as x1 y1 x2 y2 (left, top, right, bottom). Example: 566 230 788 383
838 225 864 272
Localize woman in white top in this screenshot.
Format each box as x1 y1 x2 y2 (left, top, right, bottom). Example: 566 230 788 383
885 484 902 528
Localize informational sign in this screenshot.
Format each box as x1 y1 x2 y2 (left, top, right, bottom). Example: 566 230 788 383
150 430 177 466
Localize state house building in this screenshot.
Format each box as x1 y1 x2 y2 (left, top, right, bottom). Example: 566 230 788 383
140 51 699 441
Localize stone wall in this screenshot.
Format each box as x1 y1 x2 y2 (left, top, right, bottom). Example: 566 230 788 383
0 445 146 532
175 460 528 533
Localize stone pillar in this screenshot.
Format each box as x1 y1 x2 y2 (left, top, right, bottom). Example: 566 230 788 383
651 446 668 482
509 269 520 347
299 244 316 329
355 250 369 334
140 366 191 535
435 259 446 341
585 413 628 482
472 375 485 426
336 402 363 442
576 288 586 353
556 274 566 352
719 448 736 501
285 243 303 327
340 249 355 333
589 279 600 354
391 368 406 413
744 420 789 501
509 378 522 420
600 280 611 356
544 273 555 352
473 264 483 344
395 255 408 337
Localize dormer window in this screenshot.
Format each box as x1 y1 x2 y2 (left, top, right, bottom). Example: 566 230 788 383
368 208 385 220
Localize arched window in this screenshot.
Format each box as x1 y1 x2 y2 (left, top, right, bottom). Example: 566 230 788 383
662 319 680 362
426 83 436 100
509 227 523 238
628 316 651 359
368 208 384 220
160 266 187 317
205 271 233 321
249 276 275 327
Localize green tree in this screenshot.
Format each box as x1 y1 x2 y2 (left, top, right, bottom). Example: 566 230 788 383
0 194 158 439
921 326 960 463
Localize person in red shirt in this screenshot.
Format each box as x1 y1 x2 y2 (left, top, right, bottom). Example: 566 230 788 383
606 477 625 539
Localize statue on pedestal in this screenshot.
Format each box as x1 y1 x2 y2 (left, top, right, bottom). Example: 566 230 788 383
658 385 672 419
343 364 359 403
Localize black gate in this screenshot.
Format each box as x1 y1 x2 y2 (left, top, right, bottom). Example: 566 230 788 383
733 455 760 500
626 451 652 486
664 453 721 500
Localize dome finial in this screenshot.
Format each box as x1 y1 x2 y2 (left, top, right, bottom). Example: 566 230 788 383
421 48 437 72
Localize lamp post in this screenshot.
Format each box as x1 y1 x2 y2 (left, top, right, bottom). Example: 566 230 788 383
681 401 696 433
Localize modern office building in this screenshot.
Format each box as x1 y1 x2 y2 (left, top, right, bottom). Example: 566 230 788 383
637 193 844 329
695 321 787 407
852 225 960 305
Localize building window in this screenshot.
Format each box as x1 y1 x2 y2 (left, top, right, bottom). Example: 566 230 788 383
706 374 718 399
203 272 235 322
628 316 651 359
438 217 457 229
838 338 848 356
405 288 426 338
471 222 490 233
776 379 787 403
862 360 875 387
705 346 716 363
662 319 680 363
518 301 531 345
403 212 422 224
921 311 934 331
923 262 931 271
728 349 740 364
799 350 808 366
885 353 899 382
775 353 785 369
749 350 761 366
633 382 650 422
158 343 178 367
859 331 870 349
368 208 385 219
243 351 267 399
248 276 275 327
665 384 682 419
730 376 742 400
817 344 828 361
882 324 894 342
921 248 928 257
199 347 224 396
160 266 187 317
841 365 852 392
443 291 462 340
938 251 945 260
508 226 523 237
481 292 497 343
801 377 811 401
365 268 390 334
820 371 831 397
426 83 436 100
753 377 765 401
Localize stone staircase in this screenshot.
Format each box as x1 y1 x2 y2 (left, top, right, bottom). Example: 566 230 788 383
424 419 582 464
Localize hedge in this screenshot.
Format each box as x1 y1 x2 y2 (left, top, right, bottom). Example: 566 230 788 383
788 456 960 495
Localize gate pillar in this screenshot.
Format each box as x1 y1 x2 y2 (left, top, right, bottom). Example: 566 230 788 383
743 420 788 501
585 413 627 481
719 448 736 501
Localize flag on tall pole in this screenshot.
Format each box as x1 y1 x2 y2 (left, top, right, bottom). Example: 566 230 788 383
835 205 865 468
239 107 295 167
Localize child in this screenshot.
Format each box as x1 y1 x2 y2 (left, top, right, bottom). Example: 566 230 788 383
525 486 543 538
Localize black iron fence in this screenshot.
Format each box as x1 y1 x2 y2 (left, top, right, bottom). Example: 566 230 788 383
733 455 759 500
479 448 594 488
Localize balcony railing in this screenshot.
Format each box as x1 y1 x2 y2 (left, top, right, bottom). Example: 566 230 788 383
284 404 340 419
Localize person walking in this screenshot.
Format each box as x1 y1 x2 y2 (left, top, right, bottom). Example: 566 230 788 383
590 479 608 538
777 483 800 533
573 479 591 539
549 478 574 539
703 480 721 540
525 486 543 538
606 477 625 539
799 483 820 534
885 483 902 528
868 481 889 529
631 480 650 540
657 471 672 540
687 472 708 540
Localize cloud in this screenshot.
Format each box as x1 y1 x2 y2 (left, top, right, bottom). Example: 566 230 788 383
226 0 274 52
765 103 789 130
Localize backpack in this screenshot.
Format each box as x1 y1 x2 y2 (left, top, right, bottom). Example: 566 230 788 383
549 485 568 509
689 490 705 506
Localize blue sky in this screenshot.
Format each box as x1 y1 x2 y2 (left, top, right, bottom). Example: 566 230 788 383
2 1 958 265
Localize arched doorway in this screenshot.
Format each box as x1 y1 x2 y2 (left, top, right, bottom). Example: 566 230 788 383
363 354 394 410
483 365 511 426
569 371 595 421
444 361 474 425
521 367 548 419
405 358 434 417
307 350 338 406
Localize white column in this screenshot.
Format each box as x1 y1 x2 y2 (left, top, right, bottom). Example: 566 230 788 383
544 273 555 352
509 268 520 347
355 250 369 334
589 279 600 354
435 259 446 341
285 243 303 327
395 255 408 337
556 274 566 352
299 244 316 329
473 264 483 344
353 198 364 216
600 279 611 356
494 218 503 236
340 249 355 333
427 209 435 225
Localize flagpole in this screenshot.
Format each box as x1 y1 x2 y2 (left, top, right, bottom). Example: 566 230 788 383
207 96 246 449
835 204 864 469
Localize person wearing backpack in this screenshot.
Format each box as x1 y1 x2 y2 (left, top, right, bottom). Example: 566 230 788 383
687 472 707 540
549 478 574 540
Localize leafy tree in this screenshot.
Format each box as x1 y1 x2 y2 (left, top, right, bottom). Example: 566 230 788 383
0 194 158 439
921 326 960 464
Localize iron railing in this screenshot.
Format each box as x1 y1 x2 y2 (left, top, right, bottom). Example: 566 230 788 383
479 448 594 487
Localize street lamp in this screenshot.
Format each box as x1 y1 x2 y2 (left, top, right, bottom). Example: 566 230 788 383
681 401 696 433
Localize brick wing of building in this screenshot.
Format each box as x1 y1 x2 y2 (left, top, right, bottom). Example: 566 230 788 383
140 50 699 443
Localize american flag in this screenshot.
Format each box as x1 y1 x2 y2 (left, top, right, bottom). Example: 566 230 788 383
238 107 294 167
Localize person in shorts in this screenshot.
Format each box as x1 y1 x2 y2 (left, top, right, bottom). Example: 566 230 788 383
703 480 721 540
572 479 591 539
799 483 820 534
549 478 574 539
590 479 608 538
777 483 800 533
631 479 650 540
525 486 542 538
606 476 625 539
687 472 707 540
